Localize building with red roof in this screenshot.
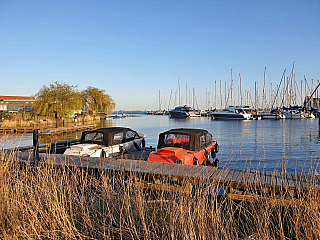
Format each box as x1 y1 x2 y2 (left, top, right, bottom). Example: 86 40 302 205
0 96 35 112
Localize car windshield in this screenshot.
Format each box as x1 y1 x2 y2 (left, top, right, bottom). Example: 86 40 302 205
83 132 104 145
163 134 190 147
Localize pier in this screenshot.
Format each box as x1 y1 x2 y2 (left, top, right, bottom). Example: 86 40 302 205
38 124 97 135
0 124 97 135
0 127 37 133
13 150 320 206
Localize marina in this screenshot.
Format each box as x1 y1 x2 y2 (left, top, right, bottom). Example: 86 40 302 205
3 115 319 173
4 114 319 203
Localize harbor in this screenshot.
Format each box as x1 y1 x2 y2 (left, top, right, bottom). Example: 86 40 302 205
2 0 320 238
3 114 319 172
4 114 319 202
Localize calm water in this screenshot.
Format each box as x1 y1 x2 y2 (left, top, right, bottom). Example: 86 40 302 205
1 115 320 173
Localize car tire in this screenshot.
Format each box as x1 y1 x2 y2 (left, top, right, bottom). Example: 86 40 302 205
211 149 216 159
213 159 219 167
100 150 106 158
194 158 199 165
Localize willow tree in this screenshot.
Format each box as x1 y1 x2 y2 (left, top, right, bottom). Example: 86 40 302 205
82 86 116 114
33 81 82 117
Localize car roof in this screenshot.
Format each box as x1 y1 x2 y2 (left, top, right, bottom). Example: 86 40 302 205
93 127 136 134
161 128 210 136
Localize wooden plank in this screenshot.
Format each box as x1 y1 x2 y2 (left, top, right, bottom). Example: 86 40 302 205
166 163 191 177
194 166 217 179
152 162 179 176
233 169 244 183
252 170 262 185
265 171 274 186
244 170 257 185
179 165 203 178
269 171 279 188
225 169 238 182
210 168 231 183
144 162 166 175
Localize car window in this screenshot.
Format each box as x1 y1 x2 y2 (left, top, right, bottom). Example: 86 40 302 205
84 132 104 144
206 133 212 144
114 132 123 142
164 134 190 147
200 135 206 146
126 130 137 139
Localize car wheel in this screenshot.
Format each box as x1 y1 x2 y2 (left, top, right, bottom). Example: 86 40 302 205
100 150 106 158
194 158 199 165
211 149 216 159
213 159 219 167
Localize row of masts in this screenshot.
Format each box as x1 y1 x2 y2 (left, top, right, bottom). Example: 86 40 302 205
158 63 320 112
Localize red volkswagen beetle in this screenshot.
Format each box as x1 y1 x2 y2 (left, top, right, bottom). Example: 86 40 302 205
147 128 219 167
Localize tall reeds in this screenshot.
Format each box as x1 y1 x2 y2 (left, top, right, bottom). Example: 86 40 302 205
0 150 319 239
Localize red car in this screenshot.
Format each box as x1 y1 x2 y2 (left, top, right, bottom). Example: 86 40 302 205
147 128 219 167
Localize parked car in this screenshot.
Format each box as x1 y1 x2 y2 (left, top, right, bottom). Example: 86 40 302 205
147 128 219 166
64 127 146 158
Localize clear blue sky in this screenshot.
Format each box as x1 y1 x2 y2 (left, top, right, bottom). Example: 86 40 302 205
1 0 319 110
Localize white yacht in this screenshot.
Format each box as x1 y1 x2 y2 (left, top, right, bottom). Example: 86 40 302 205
211 106 253 120
169 105 200 118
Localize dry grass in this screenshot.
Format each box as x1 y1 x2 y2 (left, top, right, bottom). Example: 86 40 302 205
0 150 319 239
1 113 100 128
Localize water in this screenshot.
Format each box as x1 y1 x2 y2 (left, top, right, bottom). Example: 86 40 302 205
1 115 320 173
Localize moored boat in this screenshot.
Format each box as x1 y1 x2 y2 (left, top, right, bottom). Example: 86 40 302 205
147 128 219 166
211 106 253 120
64 127 146 158
169 105 200 118
260 109 286 120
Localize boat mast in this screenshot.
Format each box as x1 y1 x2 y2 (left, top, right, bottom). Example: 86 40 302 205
255 81 258 110
262 67 266 111
186 84 187 106
168 90 172 110
240 73 242 106
159 90 161 111
220 80 222 109
193 87 195 109
214 80 217 110
178 78 180 106
225 81 227 107
231 69 233 106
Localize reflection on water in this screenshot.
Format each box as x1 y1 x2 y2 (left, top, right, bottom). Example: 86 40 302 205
1 115 319 173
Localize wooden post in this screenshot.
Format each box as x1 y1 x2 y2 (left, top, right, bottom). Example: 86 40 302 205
55 112 58 128
63 119 65 127
33 129 39 164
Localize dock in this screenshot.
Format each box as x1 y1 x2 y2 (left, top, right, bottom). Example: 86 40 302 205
0 127 38 133
14 150 320 205
0 124 97 135
39 124 97 135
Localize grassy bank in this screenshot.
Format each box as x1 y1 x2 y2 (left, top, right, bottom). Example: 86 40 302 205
0 152 319 239
0 113 100 128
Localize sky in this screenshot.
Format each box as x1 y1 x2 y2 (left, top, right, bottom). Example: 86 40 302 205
0 0 319 110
